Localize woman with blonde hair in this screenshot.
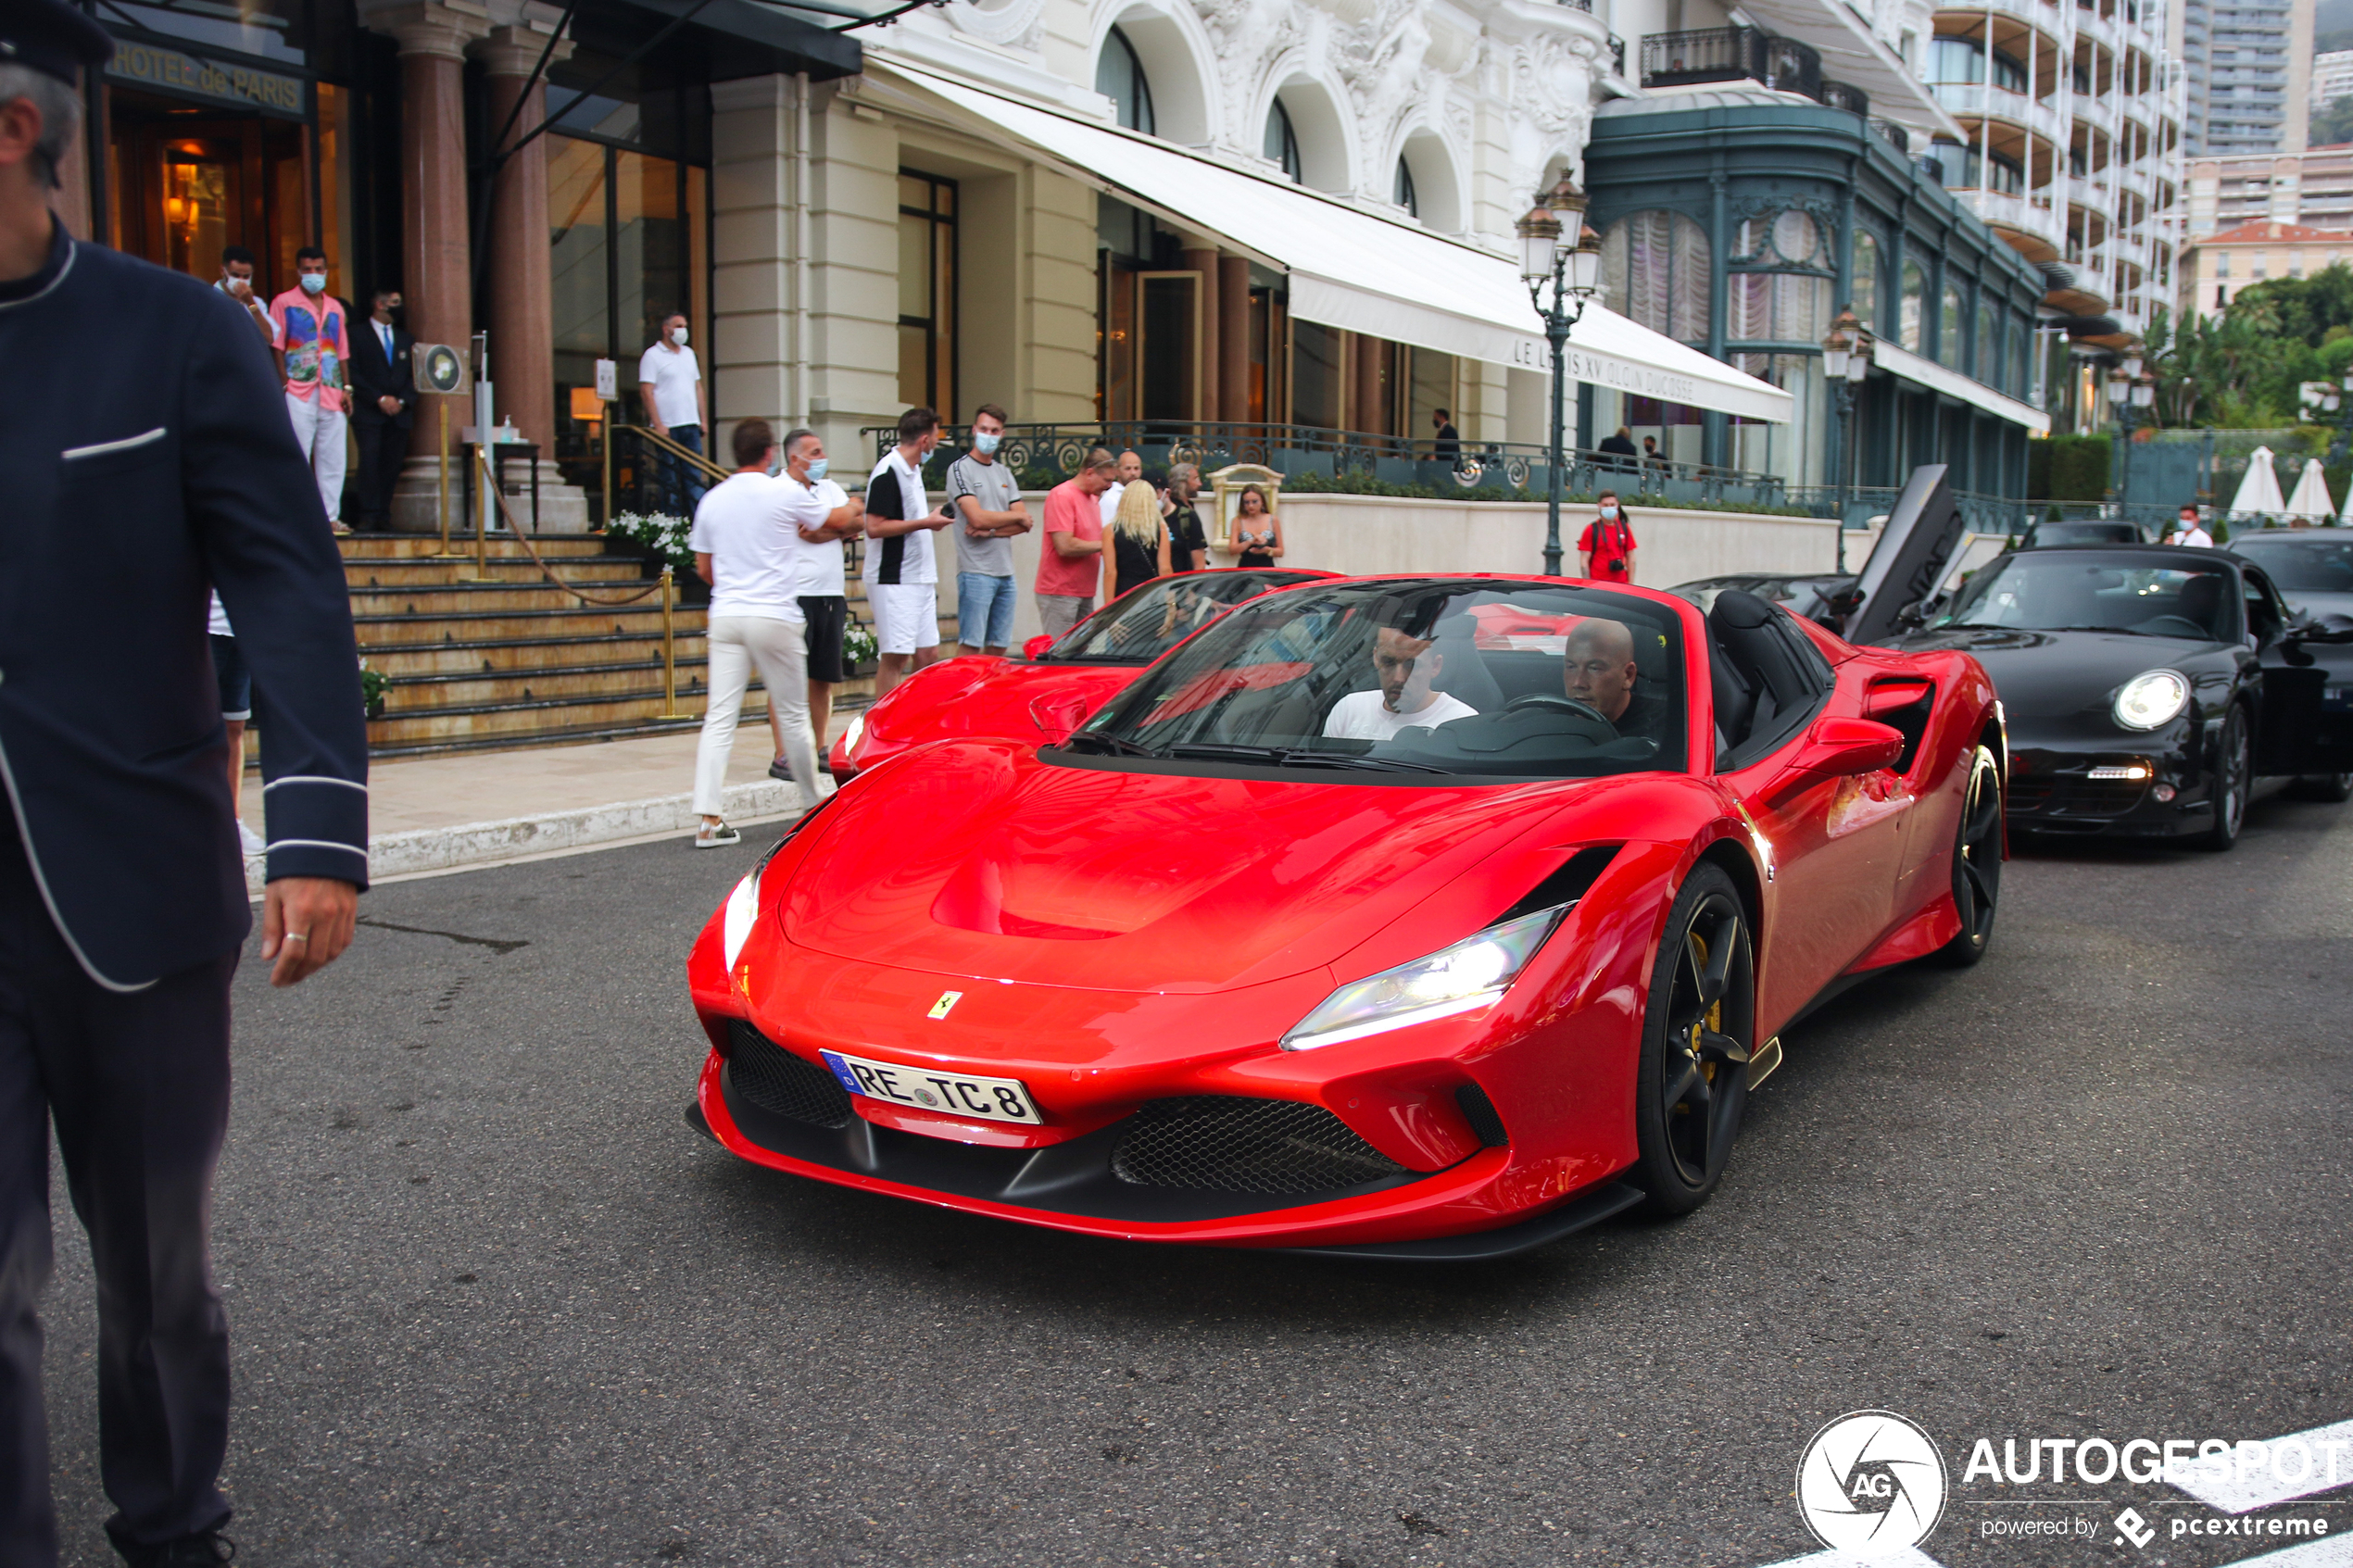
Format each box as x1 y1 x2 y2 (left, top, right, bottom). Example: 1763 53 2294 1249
1105 473 1173 599
1231 483 1284 567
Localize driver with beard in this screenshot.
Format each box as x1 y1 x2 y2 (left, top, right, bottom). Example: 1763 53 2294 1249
1563 617 1670 741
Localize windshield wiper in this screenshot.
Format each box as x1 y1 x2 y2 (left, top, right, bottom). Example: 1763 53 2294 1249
1062 731 1162 759
1165 741 1287 762
1276 750 1450 774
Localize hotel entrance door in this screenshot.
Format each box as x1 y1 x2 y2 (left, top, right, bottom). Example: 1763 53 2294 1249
107 89 308 291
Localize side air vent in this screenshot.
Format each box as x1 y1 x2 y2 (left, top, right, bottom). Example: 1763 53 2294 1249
724 1020 854 1129
1498 845 1621 923
1111 1098 1406 1194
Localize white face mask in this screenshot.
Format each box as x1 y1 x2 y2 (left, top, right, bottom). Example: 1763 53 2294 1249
299 272 326 295
805 457 829 483
670 325 689 345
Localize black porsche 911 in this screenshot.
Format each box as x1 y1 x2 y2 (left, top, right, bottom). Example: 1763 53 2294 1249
1895 545 2353 847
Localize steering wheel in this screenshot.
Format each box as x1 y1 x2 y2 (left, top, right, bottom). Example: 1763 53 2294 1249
1504 693 1615 727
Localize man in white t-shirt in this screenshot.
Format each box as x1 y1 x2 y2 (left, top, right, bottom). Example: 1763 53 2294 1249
686 419 834 847
863 407 957 699
637 311 707 516
2166 503 2214 549
1323 625 1478 743
1098 447 1143 525
771 428 864 777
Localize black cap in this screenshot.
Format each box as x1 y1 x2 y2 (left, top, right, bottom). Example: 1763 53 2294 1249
0 0 116 86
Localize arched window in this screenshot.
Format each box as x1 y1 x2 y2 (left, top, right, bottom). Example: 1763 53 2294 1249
1727 207 1831 344
1977 298 1998 384
1394 156 1417 216
2010 319 2032 398
1601 210 1710 344
1096 26 1155 135
1851 230 1881 331
1901 259 1925 352
1265 99 1302 182
1939 282 1966 369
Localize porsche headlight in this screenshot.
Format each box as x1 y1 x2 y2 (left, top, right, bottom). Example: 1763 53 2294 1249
1279 906 1567 1051
2113 669 2191 731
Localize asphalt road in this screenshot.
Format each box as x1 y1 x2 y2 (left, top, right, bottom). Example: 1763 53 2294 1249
38 791 2353 1568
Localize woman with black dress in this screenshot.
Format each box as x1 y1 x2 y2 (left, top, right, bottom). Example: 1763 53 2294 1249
1232 483 1285 567
1106 477 1173 599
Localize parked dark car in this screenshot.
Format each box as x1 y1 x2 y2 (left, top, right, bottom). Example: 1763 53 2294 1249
1666 572 1859 629
2225 530 2353 621
2020 519 2146 547
1894 545 2353 845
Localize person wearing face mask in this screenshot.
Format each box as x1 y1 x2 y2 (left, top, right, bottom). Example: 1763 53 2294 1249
945 404 1032 657
863 406 959 699
637 309 707 516
771 428 863 776
267 244 353 533
346 286 415 530
1576 490 1638 583
214 244 272 347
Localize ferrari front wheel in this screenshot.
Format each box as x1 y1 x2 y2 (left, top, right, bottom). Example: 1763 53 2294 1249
1631 864 1756 1216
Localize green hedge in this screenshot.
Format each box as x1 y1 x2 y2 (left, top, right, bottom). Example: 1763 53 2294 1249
2029 435 2110 501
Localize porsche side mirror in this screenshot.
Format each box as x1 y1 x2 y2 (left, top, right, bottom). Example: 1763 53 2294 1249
1023 633 1057 660
1793 716 1906 776
2289 612 2353 645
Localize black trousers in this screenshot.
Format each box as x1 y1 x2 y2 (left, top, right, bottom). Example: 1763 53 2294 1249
350 414 409 524
0 830 235 1564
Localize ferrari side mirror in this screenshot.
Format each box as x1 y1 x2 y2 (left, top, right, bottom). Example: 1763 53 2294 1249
1793 716 1906 776
1023 633 1057 660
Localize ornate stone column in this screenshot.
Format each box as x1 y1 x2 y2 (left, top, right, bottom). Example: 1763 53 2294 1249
474 24 566 470
364 0 486 529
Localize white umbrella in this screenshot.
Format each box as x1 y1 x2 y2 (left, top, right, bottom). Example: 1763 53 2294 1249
2285 458 2335 522
2228 445 2284 520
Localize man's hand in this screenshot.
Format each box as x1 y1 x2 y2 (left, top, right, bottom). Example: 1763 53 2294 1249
261 876 359 986
378 394 401 416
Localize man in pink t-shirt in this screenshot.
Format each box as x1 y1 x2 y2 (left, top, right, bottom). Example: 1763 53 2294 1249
1034 447 1116 640
268 245 353 533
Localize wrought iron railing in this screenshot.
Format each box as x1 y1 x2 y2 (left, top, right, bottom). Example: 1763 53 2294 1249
861 420 1799 511
1869 118 1911 154
1640 26 1822 99
1819 80 1869 116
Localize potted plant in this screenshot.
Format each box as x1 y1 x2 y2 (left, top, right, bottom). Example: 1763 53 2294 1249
843 623 880 678
603 511 706 605
359 660 392 721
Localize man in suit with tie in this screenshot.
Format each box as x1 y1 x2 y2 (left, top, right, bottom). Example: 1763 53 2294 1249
0 5 369 1562
347 285 415 530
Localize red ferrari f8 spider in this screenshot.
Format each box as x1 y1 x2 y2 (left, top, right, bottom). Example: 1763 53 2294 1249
689 576 2004 1259
828 569 1331 779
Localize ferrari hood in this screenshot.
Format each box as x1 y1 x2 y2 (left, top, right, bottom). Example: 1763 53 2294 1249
1896 627 2226 717
777 742 1572 994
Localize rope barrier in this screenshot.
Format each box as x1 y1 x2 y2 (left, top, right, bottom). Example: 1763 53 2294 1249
474 446 668 606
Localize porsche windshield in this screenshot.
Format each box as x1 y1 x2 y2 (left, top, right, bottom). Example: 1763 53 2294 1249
1064 581 1688 780
2228 536 2353 595
1044 571 1322 665
1931 554 2240 641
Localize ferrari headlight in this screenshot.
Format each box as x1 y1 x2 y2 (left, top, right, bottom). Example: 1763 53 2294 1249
843 712 868 753
2113 669 2190 731
722 870 760 971
1279 906 1567 1051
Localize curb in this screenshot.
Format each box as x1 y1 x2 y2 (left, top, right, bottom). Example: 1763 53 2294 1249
242 778 815 892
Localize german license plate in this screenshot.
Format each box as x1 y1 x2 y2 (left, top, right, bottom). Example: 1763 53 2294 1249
820 1049 1042 1124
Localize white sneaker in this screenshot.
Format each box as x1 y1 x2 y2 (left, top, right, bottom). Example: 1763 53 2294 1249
237 821 265 856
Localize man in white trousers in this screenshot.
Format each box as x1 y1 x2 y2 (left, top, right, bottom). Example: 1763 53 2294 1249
267 244 352 533
688 419 834 847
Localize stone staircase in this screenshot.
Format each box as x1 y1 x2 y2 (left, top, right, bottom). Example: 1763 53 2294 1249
344 533 945 758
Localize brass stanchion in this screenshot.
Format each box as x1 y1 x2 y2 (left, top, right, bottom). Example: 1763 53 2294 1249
600 413 612 531
434 399 459 557
465 445 494 582
656 565 688 720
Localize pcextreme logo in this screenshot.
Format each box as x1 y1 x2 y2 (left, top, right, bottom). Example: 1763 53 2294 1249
1796 1410 1950 1555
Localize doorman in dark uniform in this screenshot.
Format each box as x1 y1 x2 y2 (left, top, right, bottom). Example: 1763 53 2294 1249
0 6 370 1564
346 285 416 528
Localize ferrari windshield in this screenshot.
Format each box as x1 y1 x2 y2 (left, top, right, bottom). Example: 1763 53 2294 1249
2228 535 2353 595
1065 580 1688 780
1931 554 2240 641
1043 571 1323 665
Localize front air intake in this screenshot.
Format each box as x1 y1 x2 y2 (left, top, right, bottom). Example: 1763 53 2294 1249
724 1020 853 1129
1110 1097 1405 1194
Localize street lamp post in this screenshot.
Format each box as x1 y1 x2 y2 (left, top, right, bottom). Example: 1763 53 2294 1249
1820 306 1873 573
1517 174 1602 577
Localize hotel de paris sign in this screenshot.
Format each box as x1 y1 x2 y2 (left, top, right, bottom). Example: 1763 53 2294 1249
107 40 308 121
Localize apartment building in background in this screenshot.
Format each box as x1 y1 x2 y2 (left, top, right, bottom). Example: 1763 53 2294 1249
2179 220 2353 319
2172 0 2311 157
2186 143 2353 240
2316 48 2353 116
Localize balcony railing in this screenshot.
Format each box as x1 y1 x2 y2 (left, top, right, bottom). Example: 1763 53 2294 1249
1819 80 1869 116
1869 117 1911 154
859 421 1798 513
1640 27 1823 100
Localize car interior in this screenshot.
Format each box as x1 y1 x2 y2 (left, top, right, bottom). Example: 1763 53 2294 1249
1705 588 1835 769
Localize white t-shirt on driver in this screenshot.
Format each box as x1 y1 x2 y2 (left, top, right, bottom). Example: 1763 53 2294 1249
1323 689 1478 742
687 472 801 623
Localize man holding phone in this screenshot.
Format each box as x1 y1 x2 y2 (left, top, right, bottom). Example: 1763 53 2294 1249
863 406 958 699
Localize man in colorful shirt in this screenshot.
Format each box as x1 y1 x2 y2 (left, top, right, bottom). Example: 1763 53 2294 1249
269 245 352 533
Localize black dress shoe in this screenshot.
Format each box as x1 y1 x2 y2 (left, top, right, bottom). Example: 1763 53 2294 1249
126 1532 236 1566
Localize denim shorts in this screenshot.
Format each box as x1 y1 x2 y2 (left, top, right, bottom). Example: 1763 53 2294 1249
210 633 251 721
956 571 1018 650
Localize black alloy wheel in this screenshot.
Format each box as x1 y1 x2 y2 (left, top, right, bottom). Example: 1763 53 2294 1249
1934 745 2003 967
2197 706 2251 852
1631 864 1756 1216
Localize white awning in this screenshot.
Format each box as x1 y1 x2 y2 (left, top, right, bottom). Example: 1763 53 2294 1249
874 62 1793 425
1729 0 1962 137
1873 341 2051 433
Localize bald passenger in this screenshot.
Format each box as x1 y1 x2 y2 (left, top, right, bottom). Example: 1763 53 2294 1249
1101 447 1147 525
1564 618 1669 740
